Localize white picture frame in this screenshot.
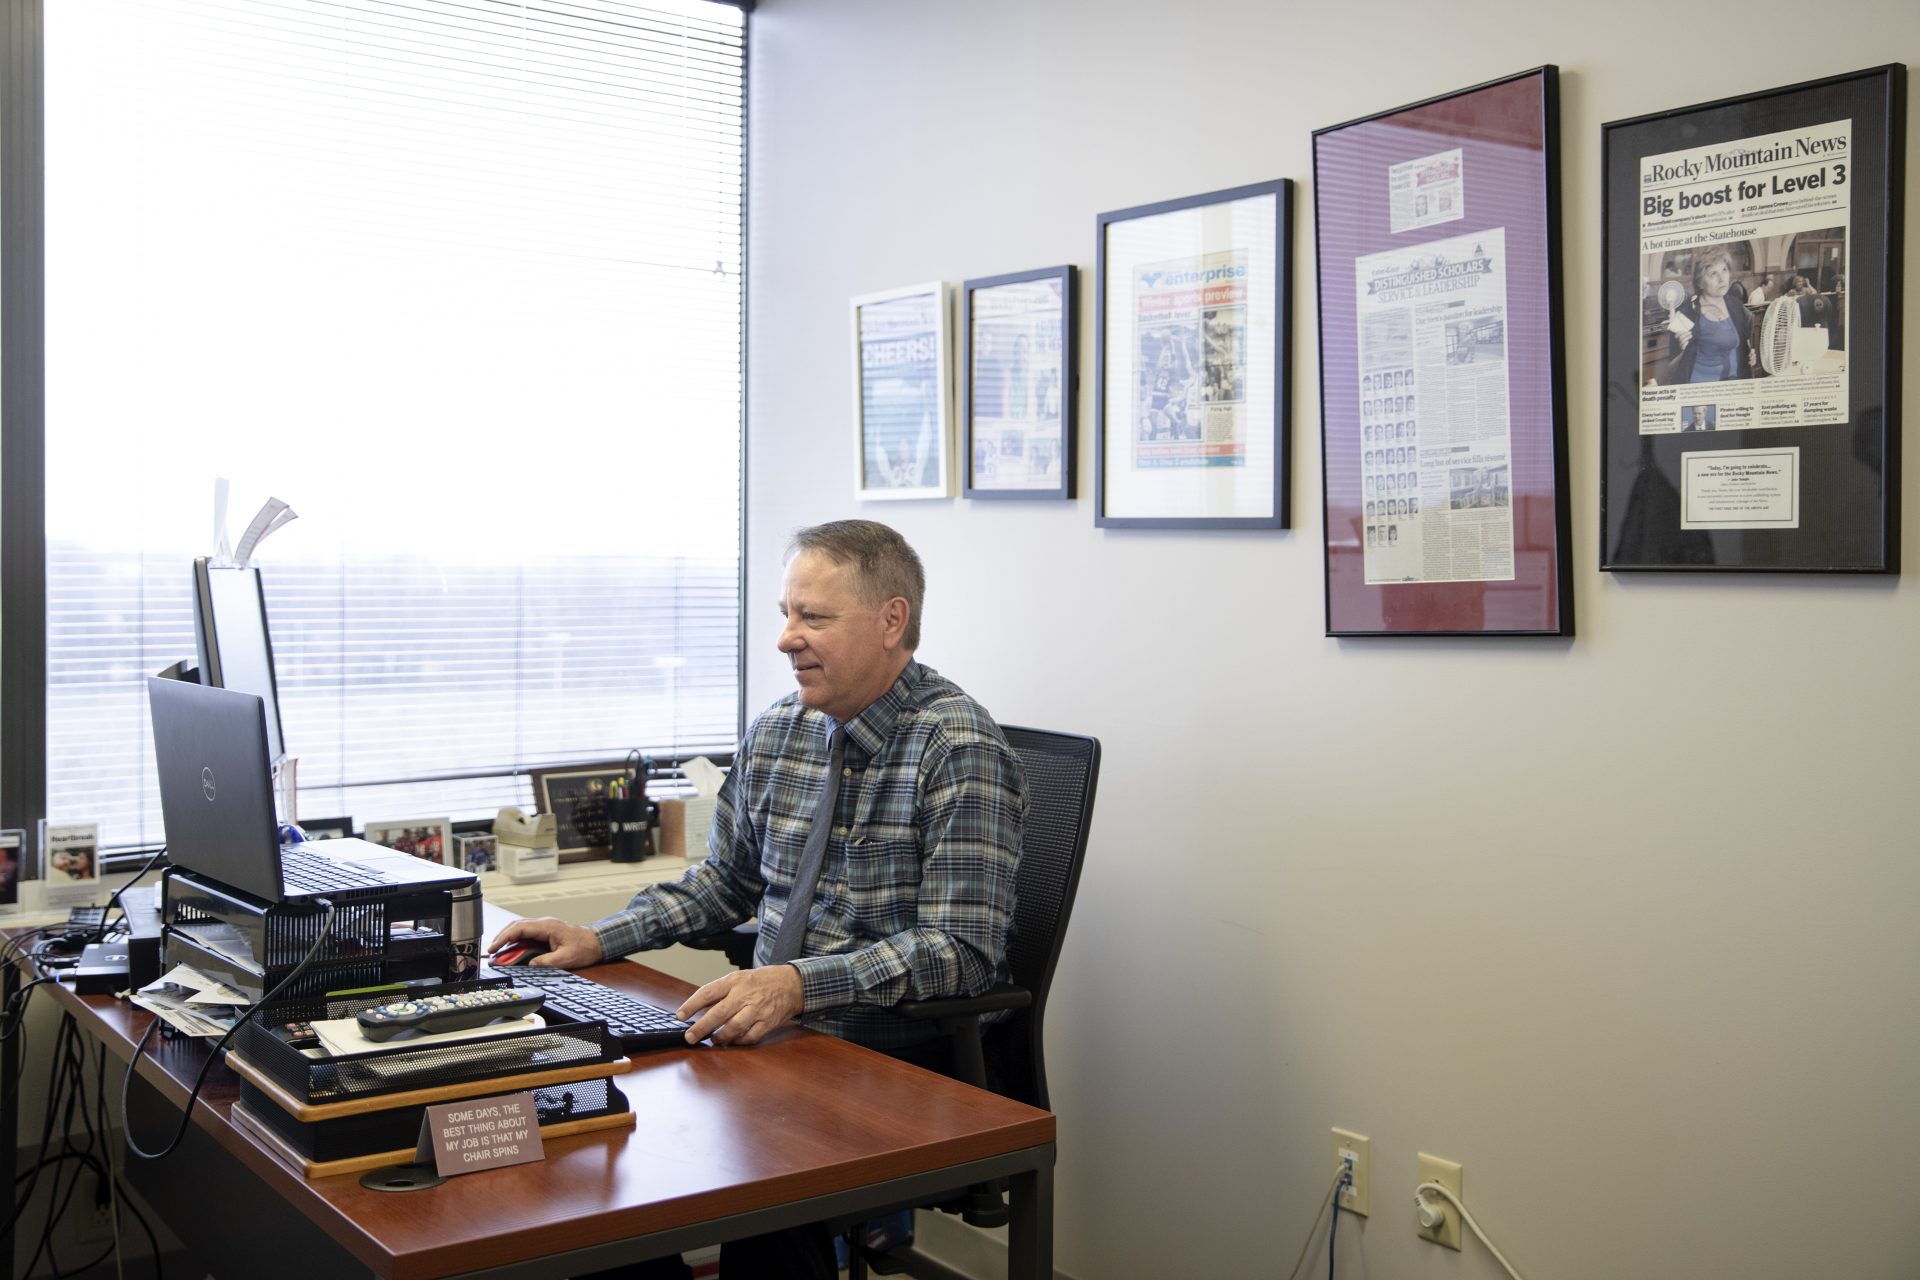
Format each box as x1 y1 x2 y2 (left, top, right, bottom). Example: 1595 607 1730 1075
362 817 454 865
1094 181 1290 529
852 281 953 500
42 822 101 886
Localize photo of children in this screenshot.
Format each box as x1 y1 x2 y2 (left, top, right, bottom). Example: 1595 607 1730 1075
364 819 452 865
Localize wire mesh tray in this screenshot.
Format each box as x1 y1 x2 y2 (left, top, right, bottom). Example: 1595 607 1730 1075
235 978 621 1107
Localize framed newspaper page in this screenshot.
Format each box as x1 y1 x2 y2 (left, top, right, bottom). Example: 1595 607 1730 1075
1094 180 1291 528
1312 66 1573 637
1601 65 1904 573
962 265 1076 499
852 281 953 500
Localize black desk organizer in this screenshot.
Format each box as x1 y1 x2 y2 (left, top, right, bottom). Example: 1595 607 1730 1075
231 978 632 1167
234 1076 632 1164
163 868 458 1002
235 977 621 1105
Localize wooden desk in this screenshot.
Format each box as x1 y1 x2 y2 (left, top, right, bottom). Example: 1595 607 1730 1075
4 931 1056 1280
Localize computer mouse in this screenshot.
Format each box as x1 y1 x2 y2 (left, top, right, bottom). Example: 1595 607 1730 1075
490 940 548 967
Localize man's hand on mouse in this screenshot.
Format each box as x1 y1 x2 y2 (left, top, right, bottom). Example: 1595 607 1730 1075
487 918 603 969
676 966 804 1046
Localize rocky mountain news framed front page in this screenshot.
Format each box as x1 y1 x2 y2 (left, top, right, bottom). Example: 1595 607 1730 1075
1600 65 1903 573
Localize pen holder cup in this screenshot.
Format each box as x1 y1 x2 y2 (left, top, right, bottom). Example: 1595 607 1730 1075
607 796 655 863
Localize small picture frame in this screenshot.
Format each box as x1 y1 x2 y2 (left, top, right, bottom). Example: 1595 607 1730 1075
453 832 499 874
1095 179 1292 528
43 822 100 885
852 281 953 500
1600 65 1903 572
529 763 631 858
0 829 24 911
362 818 453 865
299 816 354 841
963 265 1076 498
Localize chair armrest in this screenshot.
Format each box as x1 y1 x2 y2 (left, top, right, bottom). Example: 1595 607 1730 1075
680 921 760 969
894 982 1031 1023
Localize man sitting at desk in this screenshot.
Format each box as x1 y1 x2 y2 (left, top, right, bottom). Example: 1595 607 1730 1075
491 518 1026 1280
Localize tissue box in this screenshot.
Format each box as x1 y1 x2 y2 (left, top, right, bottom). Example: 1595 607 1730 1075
500 844 558 883
677 757 723 861
656 801 683 861
681 794 717 861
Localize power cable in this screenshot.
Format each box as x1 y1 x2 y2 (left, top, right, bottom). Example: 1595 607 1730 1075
122 898 336 1161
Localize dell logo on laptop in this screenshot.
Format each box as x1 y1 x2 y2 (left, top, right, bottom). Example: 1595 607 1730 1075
202 767 217 801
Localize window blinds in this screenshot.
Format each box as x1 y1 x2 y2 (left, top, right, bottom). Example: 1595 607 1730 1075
43 0 745 847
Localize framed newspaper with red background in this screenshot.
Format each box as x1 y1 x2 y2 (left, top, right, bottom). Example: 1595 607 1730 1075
1312 67 1573 636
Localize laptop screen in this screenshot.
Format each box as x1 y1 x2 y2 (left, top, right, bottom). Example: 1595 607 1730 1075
147 676 285 902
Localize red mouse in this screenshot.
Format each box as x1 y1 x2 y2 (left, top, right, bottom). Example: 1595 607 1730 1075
490 940 549 967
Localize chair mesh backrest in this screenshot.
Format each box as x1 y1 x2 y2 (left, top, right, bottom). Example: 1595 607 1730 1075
1001 727 1099 997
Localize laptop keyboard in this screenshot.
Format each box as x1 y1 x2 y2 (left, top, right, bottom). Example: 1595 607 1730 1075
280 844 393 893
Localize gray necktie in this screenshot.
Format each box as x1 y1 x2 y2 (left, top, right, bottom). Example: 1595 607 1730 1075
763 727 846 967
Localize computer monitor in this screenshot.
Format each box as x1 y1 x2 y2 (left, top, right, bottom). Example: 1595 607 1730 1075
192 557 286 765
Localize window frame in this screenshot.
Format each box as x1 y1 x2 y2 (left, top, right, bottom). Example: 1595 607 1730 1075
0 0 753 866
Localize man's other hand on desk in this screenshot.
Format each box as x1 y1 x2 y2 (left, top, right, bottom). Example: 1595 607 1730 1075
677 966 804 1046
487 917 604 969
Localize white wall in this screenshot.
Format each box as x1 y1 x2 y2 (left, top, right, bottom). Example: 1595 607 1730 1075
743 4 1920 1277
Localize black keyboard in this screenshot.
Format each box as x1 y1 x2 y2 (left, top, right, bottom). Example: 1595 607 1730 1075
487 965 694 1051
280 845 393 893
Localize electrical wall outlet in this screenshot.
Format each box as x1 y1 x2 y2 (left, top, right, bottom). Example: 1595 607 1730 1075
1331 1128 1370 1217
1416 1152 1462 1251
74 1175 114 1246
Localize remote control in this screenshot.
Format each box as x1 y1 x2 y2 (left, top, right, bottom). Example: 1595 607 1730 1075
355 987 545 1042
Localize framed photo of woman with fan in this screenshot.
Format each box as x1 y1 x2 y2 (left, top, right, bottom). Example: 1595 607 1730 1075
1601 65 1904 572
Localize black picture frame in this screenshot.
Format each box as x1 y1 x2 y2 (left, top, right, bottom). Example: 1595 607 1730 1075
530 762 629 859
1312 67 1572 636
1601 65 1904 573
962 265 1076 499
1094 179 1291 529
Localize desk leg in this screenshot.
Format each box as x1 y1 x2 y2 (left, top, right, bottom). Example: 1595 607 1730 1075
2 960 18 1280
1006 1154 1053 1280
121 1073 373 1280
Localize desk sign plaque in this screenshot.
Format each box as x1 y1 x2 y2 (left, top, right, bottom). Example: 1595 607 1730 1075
416 1091 545 1177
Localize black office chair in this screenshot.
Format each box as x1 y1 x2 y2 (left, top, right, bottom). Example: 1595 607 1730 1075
681 727 1101 1275
842 725 1101 1278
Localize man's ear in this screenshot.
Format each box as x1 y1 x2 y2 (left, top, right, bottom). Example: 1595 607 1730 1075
878 596 910 650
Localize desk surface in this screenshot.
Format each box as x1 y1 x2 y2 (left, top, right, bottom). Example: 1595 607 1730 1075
8 918 1055 1280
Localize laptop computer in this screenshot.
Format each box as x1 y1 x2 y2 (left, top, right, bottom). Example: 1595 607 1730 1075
147 676 476 903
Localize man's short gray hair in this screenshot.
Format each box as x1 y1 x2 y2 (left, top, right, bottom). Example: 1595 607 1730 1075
786 520 926 651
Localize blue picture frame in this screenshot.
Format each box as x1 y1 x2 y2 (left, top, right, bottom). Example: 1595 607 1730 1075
962 265 1076 500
